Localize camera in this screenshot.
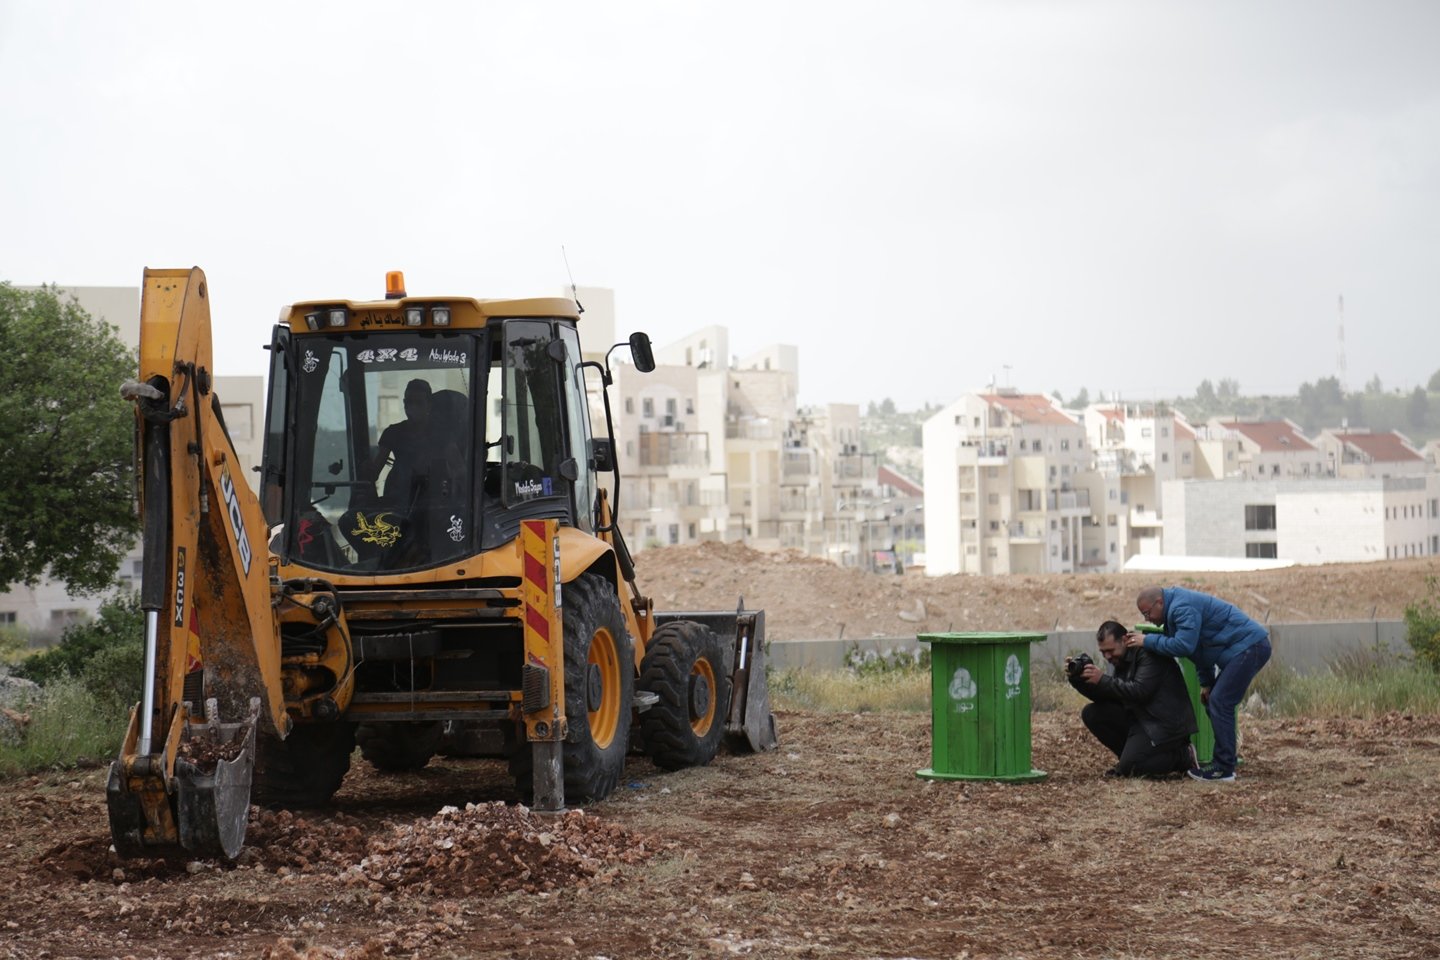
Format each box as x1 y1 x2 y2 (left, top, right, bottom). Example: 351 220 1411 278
1066 652 1094 679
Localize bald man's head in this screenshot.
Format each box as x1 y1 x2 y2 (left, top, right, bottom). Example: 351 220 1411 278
1137 586 1165 626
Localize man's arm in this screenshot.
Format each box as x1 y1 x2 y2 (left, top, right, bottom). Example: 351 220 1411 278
1144 597 1201 659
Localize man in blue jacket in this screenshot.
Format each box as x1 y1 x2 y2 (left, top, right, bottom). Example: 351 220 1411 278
1126 585 1272 782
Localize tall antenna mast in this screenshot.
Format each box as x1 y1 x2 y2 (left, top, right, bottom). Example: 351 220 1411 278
1336 293 1347 392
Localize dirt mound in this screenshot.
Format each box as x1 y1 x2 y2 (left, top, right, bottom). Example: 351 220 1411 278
343 801 657 896
39 801 655 898
634 545 1440 639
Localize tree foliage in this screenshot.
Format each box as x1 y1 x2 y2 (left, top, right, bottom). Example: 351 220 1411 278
12 592 143 687
0 284 138 593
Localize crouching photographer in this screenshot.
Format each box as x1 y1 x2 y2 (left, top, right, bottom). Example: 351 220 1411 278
1067 620 1198 778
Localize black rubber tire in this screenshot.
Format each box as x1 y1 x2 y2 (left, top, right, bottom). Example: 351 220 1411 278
510 572 634 805
639 620 732 771
356 721 442 772
252 722 355 808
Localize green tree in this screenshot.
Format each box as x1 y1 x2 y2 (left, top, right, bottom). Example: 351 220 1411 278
1217 378 1240 401
1071 387 1090 407
879 397 896 416
1407 386 1429 430
0 284 138 593
1429 368 1440 393
1195 379 1217 406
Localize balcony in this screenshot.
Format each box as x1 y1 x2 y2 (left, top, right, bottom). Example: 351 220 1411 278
1047 488 1090 514
726 418 777 441
782 451 816 480
637 432 709 471
1129 509 1162 528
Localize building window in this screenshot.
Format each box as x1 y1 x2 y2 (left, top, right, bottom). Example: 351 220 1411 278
665 398 677 417
626 440 635 456
987 493 999 505
1060 439 1069 451
1109 542 1116 553
642 398 654 418
1271 464 1280 476
1141 428 1152 438
686 399 694 415
989 520 1000 531
1018 439 1027 451
668 524 680 545
1108 515 1117 526
50 609 84 626
1161 453 1170 463
1244 505 1277 530
1161 427 1170 437
688 523 697 539
1182 452 1192 465
1245 543 1278 559
0 611 15 625
966 544 977 554
986 546 998 558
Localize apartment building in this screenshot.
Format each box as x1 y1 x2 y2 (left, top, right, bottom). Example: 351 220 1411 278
1162 475 1440 563
1212 418 1325 480
1313 429 1428 479
924 390 1102 575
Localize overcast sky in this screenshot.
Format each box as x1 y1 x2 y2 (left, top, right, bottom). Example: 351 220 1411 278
3 1 1437 410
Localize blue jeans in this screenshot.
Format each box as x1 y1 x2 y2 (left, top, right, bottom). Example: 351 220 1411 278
1208 638 1272 772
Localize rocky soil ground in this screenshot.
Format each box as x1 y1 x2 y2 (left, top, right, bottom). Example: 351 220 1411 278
2 552 1438 959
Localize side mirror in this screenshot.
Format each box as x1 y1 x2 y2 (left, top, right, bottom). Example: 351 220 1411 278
591 437 614 473
628 332 655 373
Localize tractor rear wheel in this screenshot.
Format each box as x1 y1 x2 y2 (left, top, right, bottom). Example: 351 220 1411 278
510 572 634 805
639 620 732 770
356 721 442 772
252 722 355 808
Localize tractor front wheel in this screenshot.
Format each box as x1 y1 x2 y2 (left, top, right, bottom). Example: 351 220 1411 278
639 620 731 770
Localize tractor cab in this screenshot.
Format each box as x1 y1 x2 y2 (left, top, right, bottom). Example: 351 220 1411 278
259 283 613 576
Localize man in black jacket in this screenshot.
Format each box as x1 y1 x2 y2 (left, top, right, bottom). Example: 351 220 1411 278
1068 620 1199 778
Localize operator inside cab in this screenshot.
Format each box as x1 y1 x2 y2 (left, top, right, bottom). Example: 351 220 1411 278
362 377 433 504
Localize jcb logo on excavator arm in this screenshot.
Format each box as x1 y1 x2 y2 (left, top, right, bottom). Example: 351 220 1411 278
219 467 253 575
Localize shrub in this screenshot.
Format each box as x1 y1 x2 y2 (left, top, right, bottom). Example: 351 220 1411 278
1403 576 1440 672
0 626 29 666
14 592 142 687
0 675 126 775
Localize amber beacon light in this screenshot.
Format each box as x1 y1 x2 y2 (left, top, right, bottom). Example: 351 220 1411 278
385 271 406 299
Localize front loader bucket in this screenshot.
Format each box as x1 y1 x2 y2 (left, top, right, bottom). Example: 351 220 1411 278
174 698 260 859
724 610 778 753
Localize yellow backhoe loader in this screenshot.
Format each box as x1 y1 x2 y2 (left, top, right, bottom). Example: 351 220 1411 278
106 268 776 859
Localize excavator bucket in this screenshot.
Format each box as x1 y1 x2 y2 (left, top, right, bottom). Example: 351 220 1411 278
174 698 260 859
724 609 778 753
107 698 259 860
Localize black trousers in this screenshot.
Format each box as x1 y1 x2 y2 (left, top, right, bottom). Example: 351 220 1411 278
1081 702 1190 777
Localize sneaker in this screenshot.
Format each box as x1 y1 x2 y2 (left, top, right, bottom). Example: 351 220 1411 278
1179 743 1199 774
1188 765 1236 783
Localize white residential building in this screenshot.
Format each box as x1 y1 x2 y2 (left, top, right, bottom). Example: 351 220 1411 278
1162 476 1440 564
1211 418 1325 480
924 390 1107 575
1313 429 1428 479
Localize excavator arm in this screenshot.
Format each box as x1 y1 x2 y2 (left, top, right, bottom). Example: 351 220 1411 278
106 267 286 859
